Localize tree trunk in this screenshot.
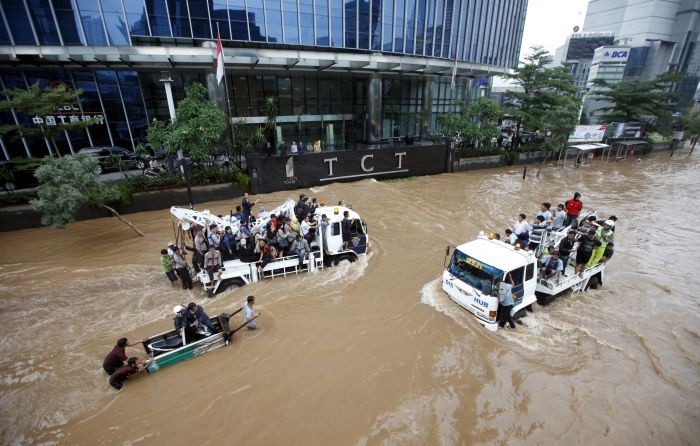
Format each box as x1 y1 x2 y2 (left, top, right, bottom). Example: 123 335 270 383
100 204 145 236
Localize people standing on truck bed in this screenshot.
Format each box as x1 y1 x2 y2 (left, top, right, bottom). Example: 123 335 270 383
575 229 601 277
551 203 566 230
565 192 583 228
558 230 577 275
194 227 207 272
203 245 223 290
342 210 352 250
528 215 547 251
241 192 259 224
513 213 531 247
537 202 552 223
587 219 615 268
291 234 311 269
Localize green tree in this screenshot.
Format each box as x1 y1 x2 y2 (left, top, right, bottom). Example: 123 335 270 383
438 97 502 148
590 72 681 135
685 112 700 152
503 47 580 152
146 83 226 162
30 153 144 236
0 82 95 156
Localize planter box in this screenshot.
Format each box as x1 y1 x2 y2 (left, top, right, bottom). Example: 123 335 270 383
456 155 504 171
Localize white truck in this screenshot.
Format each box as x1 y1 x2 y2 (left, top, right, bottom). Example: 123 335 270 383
442 229 608 331
171 200 369 295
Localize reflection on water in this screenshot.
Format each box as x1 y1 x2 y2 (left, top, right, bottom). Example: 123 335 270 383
1 153 699 445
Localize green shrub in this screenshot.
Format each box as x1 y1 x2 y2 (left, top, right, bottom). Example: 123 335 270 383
0 190 37 206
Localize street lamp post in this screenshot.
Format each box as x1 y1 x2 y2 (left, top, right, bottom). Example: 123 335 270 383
160 71 194 208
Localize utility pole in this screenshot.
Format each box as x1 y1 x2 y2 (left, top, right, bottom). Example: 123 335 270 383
160 71 194 208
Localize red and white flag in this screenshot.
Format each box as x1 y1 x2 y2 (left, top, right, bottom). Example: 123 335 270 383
215 33 224 84
451 53 458 89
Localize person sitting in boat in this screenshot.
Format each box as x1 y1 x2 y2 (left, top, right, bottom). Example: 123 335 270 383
186 302 216 334
513 214 531 246
203 245 223 290
504 228 517 245
290 233 311 269
243 295 260 330
575 229 602 277
103 337 144 375
528 215 547 251
109 357 147 390
539 251 563 283
551 204 567 231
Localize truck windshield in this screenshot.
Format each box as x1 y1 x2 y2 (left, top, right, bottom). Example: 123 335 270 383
447 250 504 294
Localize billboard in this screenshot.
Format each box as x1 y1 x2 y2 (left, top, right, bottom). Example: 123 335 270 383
566 35 615 60
592 46 630 63
569 125 608 142
609 122 645 139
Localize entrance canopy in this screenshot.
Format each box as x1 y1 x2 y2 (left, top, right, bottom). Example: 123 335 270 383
606 139 647 161
558 143 610 167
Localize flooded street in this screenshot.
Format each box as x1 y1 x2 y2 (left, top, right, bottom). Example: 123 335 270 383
1 152 699 445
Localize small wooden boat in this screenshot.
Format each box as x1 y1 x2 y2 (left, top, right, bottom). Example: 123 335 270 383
141 308 258 373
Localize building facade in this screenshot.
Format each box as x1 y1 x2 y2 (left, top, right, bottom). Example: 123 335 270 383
0 0 528 160
582 0 700 107
552 31 616 99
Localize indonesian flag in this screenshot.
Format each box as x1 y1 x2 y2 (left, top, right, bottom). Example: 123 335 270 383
451 54 458 89
215 33 224 84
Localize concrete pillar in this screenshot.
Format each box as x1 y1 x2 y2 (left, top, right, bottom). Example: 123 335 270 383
366 74 382 144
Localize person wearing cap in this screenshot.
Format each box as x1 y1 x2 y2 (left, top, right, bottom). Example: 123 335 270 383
103 337 144 375
160 249 178 288
575 229 601 277
587 220 615 268
166 241 176 257
565 192 583 228
172 246 193 290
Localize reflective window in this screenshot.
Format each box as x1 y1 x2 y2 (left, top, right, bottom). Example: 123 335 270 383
167 0 191 37
314 0 328 46
358 0 369 49
232 75 251 116
101 0 130 45
381 0 391 52
247 0 265 41
329 0 342 47
53 0 85 44
72 70 110 146
344 0 355 48
370 0 380 50
291 77 304 113
26 0 61 45
118 71 148 146
424 0 434 55
299 0 313 45
265 0 282 43
146 0 172 37
282 0 298 44
304 76 318 114
210 0 229 38
0 9 11 44
414 0 424 54
432 0 442 57
227 0 247 40
95 71 131 148
404 0 415 53
76 0 108 45
188 0 211 38
123 0 149 36
2 0 36 44
277 76 292 114
394 0 404 52
449 0 460 59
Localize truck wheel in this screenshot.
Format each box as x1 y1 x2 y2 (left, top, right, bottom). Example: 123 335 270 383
217 278 245 294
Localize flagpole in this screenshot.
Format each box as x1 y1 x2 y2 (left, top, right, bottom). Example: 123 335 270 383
216 23 236 155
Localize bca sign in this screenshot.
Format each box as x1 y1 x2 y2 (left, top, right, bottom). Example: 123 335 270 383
593 46 630 63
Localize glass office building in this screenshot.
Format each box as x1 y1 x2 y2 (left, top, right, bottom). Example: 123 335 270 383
0 0 527 158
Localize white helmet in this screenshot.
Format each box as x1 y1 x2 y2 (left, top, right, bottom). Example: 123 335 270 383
173 305 185 314
604 219 615 227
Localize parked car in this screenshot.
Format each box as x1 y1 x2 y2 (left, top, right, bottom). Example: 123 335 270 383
78 146 146 175
0 160 40 191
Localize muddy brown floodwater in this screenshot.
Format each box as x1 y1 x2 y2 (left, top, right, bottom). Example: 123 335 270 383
1 152 699 445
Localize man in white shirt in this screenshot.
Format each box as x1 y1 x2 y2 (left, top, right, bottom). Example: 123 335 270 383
290 141 298 154
242 295 260 330
537 202 552 223
300 214 318 241
551 203 567 230
513 213 531 237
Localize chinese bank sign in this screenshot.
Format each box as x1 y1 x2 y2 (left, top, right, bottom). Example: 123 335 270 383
31 104 105 127
593 46 630 63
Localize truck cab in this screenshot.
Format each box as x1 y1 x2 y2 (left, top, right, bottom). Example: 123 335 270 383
442 233 537 331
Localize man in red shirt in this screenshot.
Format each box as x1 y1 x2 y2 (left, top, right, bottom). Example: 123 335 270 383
565 192 583 228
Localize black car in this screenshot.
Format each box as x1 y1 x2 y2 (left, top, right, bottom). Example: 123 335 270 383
0 160 40 191
78 146 146 175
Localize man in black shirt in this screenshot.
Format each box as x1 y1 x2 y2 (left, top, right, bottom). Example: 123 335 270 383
575 229 601 277
557 230 577 276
